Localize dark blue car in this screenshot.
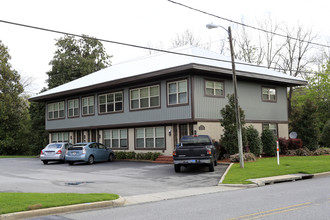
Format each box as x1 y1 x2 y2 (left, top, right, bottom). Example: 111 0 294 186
65 142 114 165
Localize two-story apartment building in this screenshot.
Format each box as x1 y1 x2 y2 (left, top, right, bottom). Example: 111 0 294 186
30 46 307 156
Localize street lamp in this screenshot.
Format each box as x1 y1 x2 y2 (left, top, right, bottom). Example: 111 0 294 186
206 23 244 168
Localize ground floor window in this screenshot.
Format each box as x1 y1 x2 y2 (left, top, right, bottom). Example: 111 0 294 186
51 132 69 143
103 129 128 148
262 123 278 136
135 127 165 149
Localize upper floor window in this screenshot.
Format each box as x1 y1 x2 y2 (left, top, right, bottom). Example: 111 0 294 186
82 96 94 115
103 129 128 148
68 99 79 117
48 101 64 120
168 80 187 105
99 92 123 114
130 85 160 110
262 87 276 102
205 80 224 97
262 123 278 136
135 127 165 149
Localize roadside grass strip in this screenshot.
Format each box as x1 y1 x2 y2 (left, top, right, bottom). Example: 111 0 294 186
0 155 36 158
0 193 119 214
222 155 330 184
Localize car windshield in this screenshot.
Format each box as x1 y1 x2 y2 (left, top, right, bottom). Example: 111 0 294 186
181 136 212 146
46 144 62 149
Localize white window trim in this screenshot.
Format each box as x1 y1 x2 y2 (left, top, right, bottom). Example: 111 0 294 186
205 80 225 97
135 127 165 149
82 96 94 115
68 99 79 117
103 129 128 148
130 85 160 110
99 91 123 114
48 101 65 120
167 80 188 105
262 87 277 102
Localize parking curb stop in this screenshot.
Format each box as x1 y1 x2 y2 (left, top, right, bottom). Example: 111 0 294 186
0 196 125 220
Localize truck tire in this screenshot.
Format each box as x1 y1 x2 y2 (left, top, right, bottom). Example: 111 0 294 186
174 164 181 173
209 161 215 172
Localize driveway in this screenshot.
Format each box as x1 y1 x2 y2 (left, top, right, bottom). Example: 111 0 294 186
0 158 228 196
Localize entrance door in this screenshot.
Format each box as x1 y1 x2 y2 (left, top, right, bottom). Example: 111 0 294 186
179 124 188 140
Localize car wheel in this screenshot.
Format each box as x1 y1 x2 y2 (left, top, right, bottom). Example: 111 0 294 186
68 162 74 165
88 156 94 165
108 154 114 162
42 161 48 165
209 161 215 172
174 164 181 173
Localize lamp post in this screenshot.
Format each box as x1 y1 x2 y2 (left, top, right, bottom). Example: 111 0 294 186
206 23 244 168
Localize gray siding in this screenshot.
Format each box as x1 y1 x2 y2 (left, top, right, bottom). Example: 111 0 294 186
46 80 192 131
193 75 288 121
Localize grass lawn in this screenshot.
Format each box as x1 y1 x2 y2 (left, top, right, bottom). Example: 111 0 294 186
0 193 119 214
222 155 330 184
0 155 36 158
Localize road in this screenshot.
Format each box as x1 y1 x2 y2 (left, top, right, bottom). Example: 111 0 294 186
38 175 330 220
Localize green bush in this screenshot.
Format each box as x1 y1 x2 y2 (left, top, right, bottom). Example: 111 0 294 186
320 120 330 147
261 129 276 156
114 151 161 161
246 125 262 156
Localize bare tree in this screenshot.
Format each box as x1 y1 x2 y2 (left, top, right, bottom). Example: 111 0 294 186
278 25 317 117
171 29 211 50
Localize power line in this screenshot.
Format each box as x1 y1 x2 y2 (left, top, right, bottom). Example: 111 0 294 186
0 19 326 75
168 0 330 49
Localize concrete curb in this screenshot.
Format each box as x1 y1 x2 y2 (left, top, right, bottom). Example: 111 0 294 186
0 197 125 220
218 163 233 184
313 171 330 178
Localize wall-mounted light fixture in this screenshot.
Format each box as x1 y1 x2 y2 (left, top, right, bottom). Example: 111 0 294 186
168 129 172 136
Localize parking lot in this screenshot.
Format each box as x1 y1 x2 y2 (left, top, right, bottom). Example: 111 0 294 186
0 158 228 196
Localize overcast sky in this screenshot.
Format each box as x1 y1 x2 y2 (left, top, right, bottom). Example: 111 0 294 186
1 0 329 95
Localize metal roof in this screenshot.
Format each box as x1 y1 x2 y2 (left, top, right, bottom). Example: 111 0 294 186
29 45 307 101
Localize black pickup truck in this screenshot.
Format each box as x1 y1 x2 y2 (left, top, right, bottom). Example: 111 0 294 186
172 135 217 172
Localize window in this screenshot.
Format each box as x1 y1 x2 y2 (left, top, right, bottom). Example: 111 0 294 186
263 123 278 136
48 101 65 120
130 85 160 110
103 129 128 148
262 87 276 101
168 80 187 105
82 96 94 115
205 80 224 97
99 92 123 114
51 132 69 143
135 127 165 149
68 99 79 117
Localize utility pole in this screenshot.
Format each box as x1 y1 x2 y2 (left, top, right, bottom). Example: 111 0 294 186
206 24 244 168
228 26 244 168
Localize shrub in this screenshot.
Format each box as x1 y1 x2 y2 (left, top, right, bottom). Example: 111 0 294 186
230 153 256 162
278 138 303 155
295 147 312 156
320 120 330 147
246 126 262 156
115 151 126 159
261 129 276 156
151 152 161 161
313 147 330 156
278 138 289 155
125 151 136 159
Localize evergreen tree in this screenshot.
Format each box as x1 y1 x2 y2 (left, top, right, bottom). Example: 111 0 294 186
220 94 247 155
291 99 320 151
246 125 262 156
261 128 276 156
